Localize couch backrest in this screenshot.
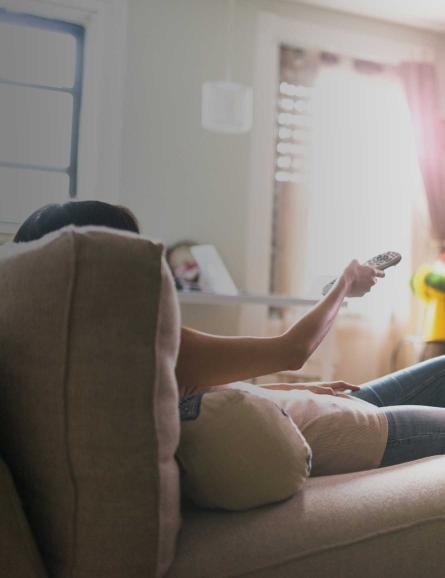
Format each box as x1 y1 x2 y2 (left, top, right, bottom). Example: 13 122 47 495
0 227 181 578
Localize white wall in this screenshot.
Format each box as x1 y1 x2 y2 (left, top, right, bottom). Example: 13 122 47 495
120 0 253 287
119 0 445 335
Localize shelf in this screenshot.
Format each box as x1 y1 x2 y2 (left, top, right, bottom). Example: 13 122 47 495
177 291 320 307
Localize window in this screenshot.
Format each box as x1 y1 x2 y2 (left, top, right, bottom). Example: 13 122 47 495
0 8 84 228
270 45 424 325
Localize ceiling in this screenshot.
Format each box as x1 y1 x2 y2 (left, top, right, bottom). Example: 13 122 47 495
295 0 445 32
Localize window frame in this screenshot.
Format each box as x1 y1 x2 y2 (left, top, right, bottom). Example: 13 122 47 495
0 0 128 234
239 11 435 337
0 8 85 198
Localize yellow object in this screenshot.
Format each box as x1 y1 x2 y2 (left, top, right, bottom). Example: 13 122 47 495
411 263 445 341
422 287 445 341
411 265 433 302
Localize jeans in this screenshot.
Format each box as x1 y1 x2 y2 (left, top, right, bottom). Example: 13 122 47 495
349 355 445 467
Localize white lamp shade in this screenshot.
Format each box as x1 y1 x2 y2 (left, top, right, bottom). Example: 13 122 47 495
202 81 253 134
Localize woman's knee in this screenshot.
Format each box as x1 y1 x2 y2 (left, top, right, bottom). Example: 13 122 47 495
414 355 445 374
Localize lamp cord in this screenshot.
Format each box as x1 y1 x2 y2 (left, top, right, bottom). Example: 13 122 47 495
225 0 235 82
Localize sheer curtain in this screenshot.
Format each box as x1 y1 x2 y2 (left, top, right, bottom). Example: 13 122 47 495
305 62 423 326
272 56 427 382
397 62 445 245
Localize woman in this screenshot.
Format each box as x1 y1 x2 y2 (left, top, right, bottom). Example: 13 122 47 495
13 200 445 474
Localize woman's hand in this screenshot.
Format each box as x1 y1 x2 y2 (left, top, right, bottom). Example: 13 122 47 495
262 381 361 396
340 260 385 298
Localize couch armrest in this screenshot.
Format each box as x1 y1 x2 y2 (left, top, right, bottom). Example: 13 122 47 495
0 457 48 578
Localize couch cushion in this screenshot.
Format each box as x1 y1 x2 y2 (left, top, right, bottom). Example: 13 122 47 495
177 390 311 510
0 227 181 578
167 455 445 578
0 457 48 578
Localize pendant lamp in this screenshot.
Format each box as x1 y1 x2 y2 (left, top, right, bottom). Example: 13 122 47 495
202 0 253 134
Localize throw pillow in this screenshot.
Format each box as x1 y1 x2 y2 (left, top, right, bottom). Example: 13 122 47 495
177 389 312 511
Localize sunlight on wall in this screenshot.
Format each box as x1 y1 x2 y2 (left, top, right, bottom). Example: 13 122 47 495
304 65 425 328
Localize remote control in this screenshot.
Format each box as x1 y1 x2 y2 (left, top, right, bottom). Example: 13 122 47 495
321 251 402 296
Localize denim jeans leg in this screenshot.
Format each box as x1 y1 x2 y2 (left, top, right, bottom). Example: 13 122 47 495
380 405 445 467
350 355 445 408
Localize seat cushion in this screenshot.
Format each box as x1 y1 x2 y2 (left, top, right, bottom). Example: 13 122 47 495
0 457 48 578
0 227 181 578
167 455 445 578
177 390 311 510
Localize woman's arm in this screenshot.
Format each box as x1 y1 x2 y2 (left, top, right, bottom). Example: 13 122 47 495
175 260 383 394
261 381 361 394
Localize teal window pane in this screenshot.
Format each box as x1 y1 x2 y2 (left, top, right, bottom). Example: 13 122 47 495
0 84 73 168
0 21 76 88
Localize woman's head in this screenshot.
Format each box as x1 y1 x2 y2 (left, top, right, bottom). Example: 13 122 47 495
13 201 140 243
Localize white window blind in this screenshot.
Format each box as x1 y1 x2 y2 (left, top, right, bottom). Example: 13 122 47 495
275 81 311 185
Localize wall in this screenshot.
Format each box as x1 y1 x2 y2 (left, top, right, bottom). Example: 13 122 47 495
119 0 445 337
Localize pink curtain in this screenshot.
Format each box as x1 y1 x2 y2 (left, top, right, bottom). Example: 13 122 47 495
398 62 445 242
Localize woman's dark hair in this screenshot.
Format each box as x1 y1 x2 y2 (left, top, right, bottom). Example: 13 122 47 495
13 201 140 243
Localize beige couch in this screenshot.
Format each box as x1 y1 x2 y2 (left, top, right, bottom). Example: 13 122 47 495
1 228 445 578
